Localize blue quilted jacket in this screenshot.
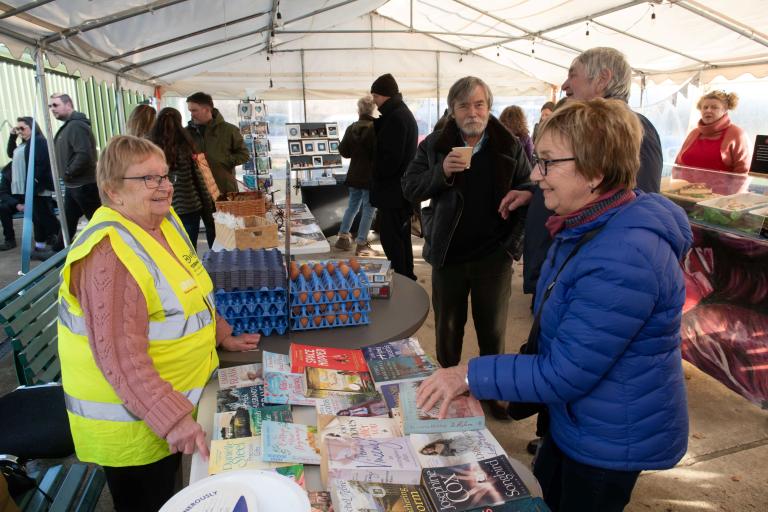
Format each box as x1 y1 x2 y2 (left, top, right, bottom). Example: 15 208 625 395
469 192 693 471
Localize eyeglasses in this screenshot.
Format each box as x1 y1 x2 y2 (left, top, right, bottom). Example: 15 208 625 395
122 174 176 188
532 154 576 176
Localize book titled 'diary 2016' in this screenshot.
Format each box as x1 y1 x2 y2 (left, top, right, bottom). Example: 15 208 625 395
422 455 530 512
322 436 422 486
398 381 485 434
331 480 436 512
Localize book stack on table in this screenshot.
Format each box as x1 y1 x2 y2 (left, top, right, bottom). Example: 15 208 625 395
199 338 548 512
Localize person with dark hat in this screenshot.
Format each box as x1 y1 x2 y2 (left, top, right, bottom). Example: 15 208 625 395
369 73 418 280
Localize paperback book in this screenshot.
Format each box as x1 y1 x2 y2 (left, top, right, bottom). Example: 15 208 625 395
331 480 435 512
315 391 389 417
318 414 402 442
263 351 315 406
422 456 530 512
362 337 425 361
409 429 507 468
290 343 369 374
322 436 422 486
304 367 376 396
308 491 334 512
355 259 393 283
261 420 321 465
367 354 439 389
208 437 290 475
217 363 263 389
399 381 485 434
380 382 401 410
215 384 265 412
272 463 306 489
212 405 293 440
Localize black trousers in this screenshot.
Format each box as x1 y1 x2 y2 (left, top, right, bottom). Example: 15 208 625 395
103 453 181 512
533 434 640 512
432 246 512 367
377 206 415 280
64 183 101 242
0 194 60 243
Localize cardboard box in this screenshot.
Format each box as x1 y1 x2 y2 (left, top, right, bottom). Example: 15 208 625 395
215 215 279 250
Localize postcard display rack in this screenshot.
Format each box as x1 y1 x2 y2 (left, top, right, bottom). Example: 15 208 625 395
238 99 272 191
286 122 342 184
661 164 768 409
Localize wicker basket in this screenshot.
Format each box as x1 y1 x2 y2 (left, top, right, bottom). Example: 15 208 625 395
215 215 279 250
216 192 267 217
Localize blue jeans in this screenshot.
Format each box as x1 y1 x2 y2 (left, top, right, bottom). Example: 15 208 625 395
339 187 375 244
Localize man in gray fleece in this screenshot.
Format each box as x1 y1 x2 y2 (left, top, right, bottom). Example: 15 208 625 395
50 93 101 244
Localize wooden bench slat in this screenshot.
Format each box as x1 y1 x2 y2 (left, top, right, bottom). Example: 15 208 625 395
17 316 58 364
36 357 62 386
0 269 61 328
10 290 59 340
49 463 88 512
74 466 106 512
14 305 58 350
0 249 66 305
24 340 58 379
23 464 65 512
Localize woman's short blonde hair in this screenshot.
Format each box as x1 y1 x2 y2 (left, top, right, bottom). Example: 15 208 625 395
357 95 376 116
536 98 642 192
697 90 739 111
97 135 166 204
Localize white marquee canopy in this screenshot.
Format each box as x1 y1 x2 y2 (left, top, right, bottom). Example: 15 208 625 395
1 0 767 99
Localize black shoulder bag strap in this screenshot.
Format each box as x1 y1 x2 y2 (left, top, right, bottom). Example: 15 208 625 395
507 225 605 422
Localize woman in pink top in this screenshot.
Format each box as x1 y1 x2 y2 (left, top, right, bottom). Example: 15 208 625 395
674 91 751 194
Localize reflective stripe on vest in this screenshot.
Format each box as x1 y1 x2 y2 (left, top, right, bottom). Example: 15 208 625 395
64 387 205 422
59 217 214 341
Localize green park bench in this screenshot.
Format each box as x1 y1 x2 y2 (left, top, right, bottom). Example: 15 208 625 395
0 247 106 512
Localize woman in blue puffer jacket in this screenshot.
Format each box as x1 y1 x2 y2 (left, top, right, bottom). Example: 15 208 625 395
417 98 693 512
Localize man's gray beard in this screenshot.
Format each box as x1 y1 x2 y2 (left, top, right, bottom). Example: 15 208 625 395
461 119 488 138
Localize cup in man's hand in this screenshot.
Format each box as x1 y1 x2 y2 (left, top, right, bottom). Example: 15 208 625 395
452 146 473 169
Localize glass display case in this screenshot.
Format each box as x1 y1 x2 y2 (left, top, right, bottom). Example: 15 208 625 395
661 164 768 409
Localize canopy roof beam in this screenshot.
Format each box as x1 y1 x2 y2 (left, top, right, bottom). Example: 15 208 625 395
590 20 709 65
276 29 510 39
265 0 279 52
677 0 768 49
0 0 55 21
41 0 189 45
124 0 359 75
150 42 267 81
469 0 646 52
100 10 270 64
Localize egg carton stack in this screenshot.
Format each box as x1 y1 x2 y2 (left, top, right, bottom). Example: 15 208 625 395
202 248 288 336
288 259 371 331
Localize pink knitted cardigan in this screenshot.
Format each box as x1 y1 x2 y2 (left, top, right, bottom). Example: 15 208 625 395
675 114 751 173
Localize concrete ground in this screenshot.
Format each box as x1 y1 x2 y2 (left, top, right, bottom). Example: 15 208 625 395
1 218 766 510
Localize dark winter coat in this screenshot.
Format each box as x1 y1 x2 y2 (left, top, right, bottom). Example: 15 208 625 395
53 111 97 187
168 145 213 216
7 133 54 192
522 112 663 293
338 114 375 189
470 193 692 471
402 116 532 268
187 109 249 194
371 94 418 208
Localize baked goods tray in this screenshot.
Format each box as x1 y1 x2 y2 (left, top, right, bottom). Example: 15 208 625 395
696 193 768 215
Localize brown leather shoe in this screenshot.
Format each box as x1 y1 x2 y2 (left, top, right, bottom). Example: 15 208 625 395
334 233 352 251
355 241 379 257
482 400 510 420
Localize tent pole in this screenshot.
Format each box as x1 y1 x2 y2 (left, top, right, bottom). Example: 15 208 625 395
34 45 71 247
301 50 307 122
435 52 440 125
115 74 126 133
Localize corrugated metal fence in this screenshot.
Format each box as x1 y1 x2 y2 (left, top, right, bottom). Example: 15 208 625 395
0 55 147 167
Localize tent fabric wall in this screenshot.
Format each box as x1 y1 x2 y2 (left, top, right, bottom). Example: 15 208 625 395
1 0 766 100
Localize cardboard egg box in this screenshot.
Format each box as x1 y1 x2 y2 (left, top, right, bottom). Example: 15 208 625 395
289 267 371 307
291 309 370 331
230 316 288 337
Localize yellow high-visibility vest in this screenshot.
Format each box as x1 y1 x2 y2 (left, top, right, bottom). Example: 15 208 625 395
58 206 218 467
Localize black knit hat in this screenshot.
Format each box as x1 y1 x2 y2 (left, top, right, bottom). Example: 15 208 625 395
371 73 399 97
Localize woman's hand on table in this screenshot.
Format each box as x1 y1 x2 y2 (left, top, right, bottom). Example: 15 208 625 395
166 415 209 459
416 364 469 419
219 332 261 352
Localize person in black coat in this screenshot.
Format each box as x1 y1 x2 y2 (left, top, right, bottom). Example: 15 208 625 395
335 95 378 257
1 117 60 258
370 73 419 280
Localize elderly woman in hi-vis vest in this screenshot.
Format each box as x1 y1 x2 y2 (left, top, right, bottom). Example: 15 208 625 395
57 135 260 511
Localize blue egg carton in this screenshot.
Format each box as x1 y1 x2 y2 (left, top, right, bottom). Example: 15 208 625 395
290 300 369 317
214 288 287 309
229 316 289 337
291 310 369 331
